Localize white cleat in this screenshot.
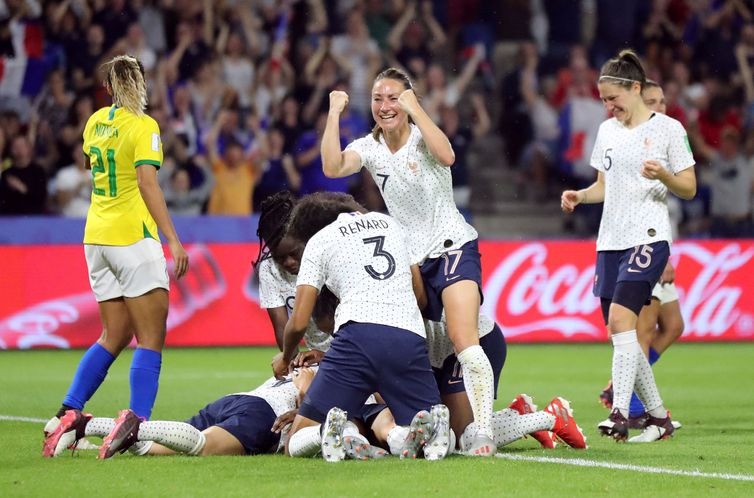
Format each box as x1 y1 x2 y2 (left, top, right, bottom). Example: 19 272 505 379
343 436 387 460
400 410 433 460
628 414 675 443
321 407 348 462
465 434 496 457
424 404 451 461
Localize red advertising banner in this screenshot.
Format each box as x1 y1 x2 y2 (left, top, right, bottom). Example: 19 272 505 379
1 240 753 349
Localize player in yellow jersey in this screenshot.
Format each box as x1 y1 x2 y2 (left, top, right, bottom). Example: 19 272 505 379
43 55 189 459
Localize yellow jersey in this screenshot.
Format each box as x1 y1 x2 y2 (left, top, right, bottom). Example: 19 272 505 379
82 105 163 245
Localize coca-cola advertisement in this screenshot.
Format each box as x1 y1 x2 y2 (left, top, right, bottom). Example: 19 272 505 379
1 240 753 349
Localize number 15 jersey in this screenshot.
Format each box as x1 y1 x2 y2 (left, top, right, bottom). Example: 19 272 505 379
82 105 163 246
295 211 425 338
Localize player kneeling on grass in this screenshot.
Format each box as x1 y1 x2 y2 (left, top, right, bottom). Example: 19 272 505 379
271 192 451 461
43 367 317 459
423 313 587 452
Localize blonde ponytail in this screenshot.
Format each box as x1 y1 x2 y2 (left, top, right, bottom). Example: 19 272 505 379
101 55 148 116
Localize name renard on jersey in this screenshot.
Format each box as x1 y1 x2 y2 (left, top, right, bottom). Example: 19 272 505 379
337 216 390 237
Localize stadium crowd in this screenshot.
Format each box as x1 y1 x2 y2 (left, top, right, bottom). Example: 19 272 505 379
1 0 754 238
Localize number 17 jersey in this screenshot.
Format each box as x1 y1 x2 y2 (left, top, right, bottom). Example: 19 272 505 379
295 211 425 338
82 105 163 246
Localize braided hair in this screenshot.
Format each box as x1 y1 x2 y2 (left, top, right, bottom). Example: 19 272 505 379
252 191 297 270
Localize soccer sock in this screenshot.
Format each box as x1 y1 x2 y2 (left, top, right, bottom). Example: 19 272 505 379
138 421 205 455
386 425 410 456
459 422 477 452
85 417 116 437
129 348 162 420
611 330 641 418
60 343 116 415
288 425 322 457
634 353 666 418
456 345 495 439
629 347 662 417
490 408 556 447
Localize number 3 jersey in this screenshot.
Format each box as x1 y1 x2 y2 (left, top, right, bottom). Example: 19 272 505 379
295 211 425 338
589 113 694 251
82 105 163 245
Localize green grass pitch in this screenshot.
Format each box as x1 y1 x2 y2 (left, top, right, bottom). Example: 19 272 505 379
1 343 753 497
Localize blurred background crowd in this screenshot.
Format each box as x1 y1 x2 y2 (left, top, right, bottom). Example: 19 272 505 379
1 0 754 239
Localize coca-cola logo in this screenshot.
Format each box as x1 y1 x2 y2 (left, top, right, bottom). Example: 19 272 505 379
481 241 754 341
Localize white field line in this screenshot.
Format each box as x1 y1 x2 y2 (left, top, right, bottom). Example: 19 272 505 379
496 453 754 482
0 415 47 423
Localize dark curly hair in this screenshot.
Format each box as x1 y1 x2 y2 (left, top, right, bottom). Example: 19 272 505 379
287 192 365 244
252 191 296 270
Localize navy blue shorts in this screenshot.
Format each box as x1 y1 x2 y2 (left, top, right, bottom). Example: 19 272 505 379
298 322 441 426
433 323 507 397
353 403 388 428
185 394 280 455
593 242 670 301
420 239 484 321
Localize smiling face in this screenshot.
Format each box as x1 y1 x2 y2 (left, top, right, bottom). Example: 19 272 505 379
642 86 666 114
371 78 410 134
598 81 643 124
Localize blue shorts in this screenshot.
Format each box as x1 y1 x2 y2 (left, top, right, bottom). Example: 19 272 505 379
298 322 441 426
353 403 388 428
185 395 280 455
420 239 483 321
433 324 507 397
593 242 670 301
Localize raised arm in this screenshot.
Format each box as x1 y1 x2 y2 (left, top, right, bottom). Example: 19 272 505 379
398 89 455 166
321 91 362 178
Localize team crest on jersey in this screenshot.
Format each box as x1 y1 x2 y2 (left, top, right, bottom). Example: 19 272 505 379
408 161 419 173
644 137 652 149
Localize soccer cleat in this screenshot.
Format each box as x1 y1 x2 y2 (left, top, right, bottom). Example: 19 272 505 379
465 434 496 457
42 410 92 458
424 404 451 461
508 394 556 449
628 412 650 430
599 381 613 409
544 397 588 449
672 420 683 430
628 413 675 443
400 410 433 459
321 407 348 462
598 408 629 442
99 409 142 459
343 436 387 460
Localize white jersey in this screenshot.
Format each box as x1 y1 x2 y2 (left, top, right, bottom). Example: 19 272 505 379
426 314 497 369
590 113 694 251
232 375 298 418
296 211 425 337
257 258 332 352
346 124 478 264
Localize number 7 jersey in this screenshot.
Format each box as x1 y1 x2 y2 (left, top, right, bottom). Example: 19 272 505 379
295 211 426 338
82 105 163 245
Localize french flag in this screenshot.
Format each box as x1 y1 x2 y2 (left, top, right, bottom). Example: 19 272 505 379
0 18 46 97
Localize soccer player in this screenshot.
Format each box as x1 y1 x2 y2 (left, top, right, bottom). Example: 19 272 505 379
254 191 332 354
560 50 696 443
272 192 451 461
44 367 318 459
43 55 189 458
600 80 685 430
321 68 496 456
425 313 588 451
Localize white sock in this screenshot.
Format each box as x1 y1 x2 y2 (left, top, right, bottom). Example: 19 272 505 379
490 409 556 447
634 354 666 418
459 422 477 452
288 425 322 457
386 426 409 455
456 345 495 438
611 330 641 418
85 417 115 437
138 421 205 455
129 441 152 455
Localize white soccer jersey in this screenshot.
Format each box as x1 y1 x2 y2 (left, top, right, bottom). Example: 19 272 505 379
590 113 694 251
296 211 425 337
425 314 496 368
233 375 298 418
258 258 332 352
346 124 478 264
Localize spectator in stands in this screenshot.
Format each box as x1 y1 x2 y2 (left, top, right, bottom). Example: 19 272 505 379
0 135 48 215
253 125 300 212
51 141 89 217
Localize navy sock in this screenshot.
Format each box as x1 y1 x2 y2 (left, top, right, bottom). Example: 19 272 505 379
129 348 162 420
61 343 116 413
629 348 662 417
